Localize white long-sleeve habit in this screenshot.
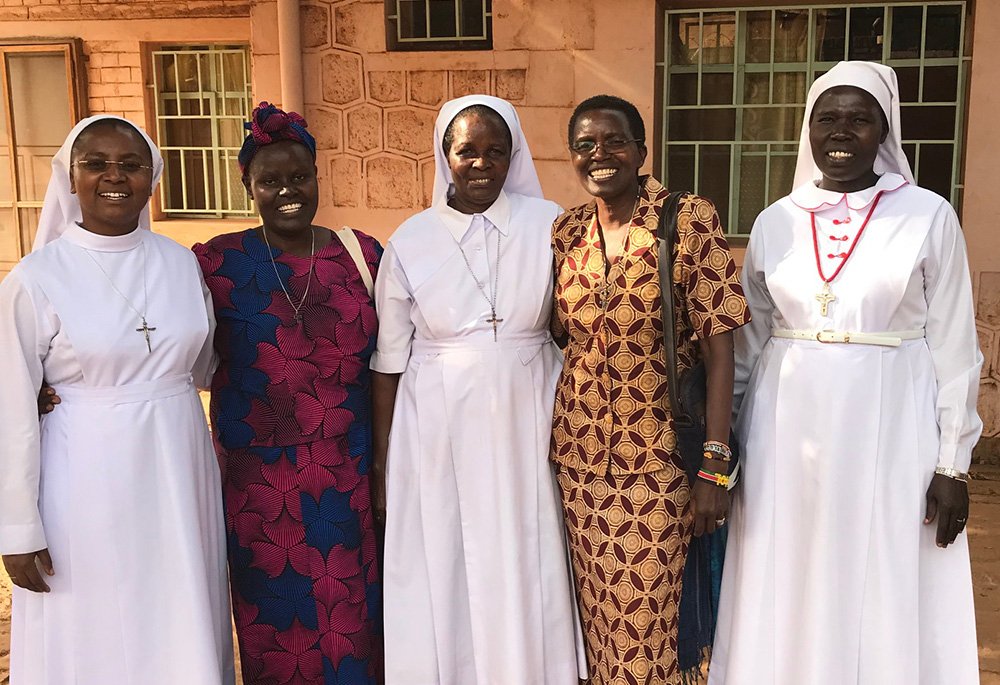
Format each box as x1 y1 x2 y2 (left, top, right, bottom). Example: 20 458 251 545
0 222 233 685
373 191 585 685
710 174 982 685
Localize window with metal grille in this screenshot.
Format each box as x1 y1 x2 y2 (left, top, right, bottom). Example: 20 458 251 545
150 45 253 217
385 0 492 51
659 3 969 237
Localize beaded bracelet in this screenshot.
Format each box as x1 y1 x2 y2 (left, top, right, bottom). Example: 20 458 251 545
703 450 731 463
934 466 969 483
703 441 732 460
697 469 730 488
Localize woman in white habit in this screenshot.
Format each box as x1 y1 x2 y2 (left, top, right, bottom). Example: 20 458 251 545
0 115 233 684
708 61 982 685
370 95 585 684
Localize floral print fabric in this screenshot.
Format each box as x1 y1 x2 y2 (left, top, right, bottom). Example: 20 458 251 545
195 229 382 685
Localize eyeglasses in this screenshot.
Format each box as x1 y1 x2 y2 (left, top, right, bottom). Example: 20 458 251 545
569 138 643 155
73 159 154 174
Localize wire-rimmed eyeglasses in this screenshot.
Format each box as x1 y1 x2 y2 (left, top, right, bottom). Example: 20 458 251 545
73 159 154 174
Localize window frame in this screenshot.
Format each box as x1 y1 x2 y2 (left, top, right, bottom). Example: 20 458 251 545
657 2 971 239
144 42 254 220
384 0 493 52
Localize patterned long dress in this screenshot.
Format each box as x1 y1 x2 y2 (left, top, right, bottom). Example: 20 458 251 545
194 228 382 685
550 176 750 685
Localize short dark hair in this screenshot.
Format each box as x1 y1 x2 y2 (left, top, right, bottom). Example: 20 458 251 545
72 119 151 164
568 95 646 146
442 104 513 155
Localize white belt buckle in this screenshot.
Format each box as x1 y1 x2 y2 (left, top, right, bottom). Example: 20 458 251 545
815 330 847 344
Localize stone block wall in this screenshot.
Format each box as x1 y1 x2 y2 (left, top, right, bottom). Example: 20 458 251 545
312 66 528 213
975 273 1000 465
255 0 657 235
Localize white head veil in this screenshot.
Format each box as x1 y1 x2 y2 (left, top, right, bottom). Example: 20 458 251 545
793 61 915 189
33 114 164 251
432 95 544 206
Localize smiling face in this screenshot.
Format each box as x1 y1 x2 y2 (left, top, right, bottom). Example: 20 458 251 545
809 85 889 193
242 140 319 238
570 109 647 202
445 111 512 215
70 122 154 236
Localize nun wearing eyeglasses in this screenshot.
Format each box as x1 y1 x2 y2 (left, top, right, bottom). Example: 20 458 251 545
0 115 234 684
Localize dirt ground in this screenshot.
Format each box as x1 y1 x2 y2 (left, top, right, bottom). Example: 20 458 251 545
0 473 998 685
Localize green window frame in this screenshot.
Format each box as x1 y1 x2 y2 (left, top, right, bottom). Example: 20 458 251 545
659 3 970 237
385 0 493 52
150 44 254 218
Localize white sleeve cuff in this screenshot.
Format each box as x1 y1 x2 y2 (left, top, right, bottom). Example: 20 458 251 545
937 442 973 473
0 521 47 555
370 349 410 374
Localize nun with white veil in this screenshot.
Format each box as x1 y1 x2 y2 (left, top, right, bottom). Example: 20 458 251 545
0 115 234 684
708 61 982 684
370 94 586 684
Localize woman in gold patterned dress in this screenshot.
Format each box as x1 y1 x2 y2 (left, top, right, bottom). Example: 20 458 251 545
550 95 751 684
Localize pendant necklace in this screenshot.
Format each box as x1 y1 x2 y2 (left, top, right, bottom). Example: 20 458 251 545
599 188 641 311
82 239 156 353
261 225 316 324
457 220 503 341
810 190 883 316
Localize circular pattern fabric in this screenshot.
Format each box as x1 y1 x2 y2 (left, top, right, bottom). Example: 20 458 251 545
550 176 751 683
557 465 690 685
550 177 751 476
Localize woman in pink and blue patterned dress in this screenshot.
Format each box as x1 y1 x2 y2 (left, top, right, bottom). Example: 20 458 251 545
194 103 382 685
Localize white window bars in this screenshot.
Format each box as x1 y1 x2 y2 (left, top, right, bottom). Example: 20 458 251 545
151 45 254 217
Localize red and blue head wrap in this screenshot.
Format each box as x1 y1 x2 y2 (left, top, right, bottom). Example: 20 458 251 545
238 101 317 174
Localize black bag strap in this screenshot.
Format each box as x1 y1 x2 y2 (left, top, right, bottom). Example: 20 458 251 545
656 190 689 421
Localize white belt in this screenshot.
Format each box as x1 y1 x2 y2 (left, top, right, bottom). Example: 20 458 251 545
771 329 925 347
411 331 551 354
51 373 194 405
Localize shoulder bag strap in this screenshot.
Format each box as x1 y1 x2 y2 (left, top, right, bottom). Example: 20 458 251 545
335 226 374 298
656 190 688 421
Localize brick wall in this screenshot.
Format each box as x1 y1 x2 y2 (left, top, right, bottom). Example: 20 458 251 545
83 41 145 122
0 0 248 22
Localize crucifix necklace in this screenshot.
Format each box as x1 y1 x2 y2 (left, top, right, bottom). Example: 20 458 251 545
810 190 884 316
457 224 503 341
82 240 156 353
261 225 316 324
